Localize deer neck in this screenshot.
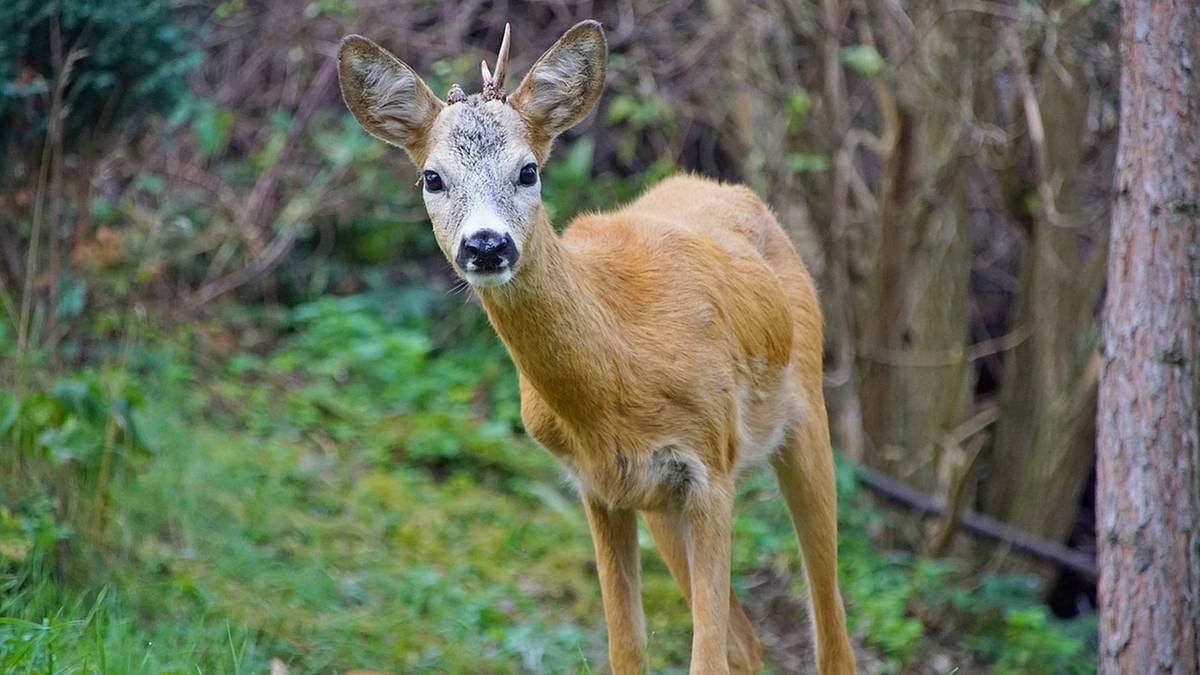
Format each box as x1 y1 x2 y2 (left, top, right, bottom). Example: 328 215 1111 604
475 209 621 424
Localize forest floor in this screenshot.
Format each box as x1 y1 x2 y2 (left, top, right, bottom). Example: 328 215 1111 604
1 289 1094 674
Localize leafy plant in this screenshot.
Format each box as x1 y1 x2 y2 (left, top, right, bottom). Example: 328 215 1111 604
0 0 199 154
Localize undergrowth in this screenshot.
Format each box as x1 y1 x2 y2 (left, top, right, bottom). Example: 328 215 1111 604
1 290 1096 673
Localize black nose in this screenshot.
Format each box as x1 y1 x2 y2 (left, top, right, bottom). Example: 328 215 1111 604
456 229 519 273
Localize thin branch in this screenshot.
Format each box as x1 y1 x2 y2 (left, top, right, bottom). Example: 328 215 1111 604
186 221 302 309
858 322 1033 368
17 47 86 354
928 405 999 557
236 56 338 258
1007 26 1065 227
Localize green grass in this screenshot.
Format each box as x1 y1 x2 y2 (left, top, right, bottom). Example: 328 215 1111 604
0 289 1096 673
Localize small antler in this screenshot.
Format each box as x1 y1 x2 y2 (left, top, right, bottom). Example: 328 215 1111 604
447 83 467 104
481 23 511 101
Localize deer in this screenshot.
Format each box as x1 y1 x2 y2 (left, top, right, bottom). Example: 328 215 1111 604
337 20 857 675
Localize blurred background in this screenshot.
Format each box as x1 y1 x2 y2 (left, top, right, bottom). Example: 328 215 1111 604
0 0 1117 672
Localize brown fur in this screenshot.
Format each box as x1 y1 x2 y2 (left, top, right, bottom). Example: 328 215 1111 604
479 176 855 673
338 21 856 675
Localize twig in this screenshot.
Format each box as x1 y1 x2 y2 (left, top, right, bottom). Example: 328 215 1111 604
855 463 1098 581
17 46 86 354
820 0 867 459
927 405 998 557
1006 26 1067 229
92 304 142 536
186 221 302 309
186 56 339 307
858 322 1033 368
0 267 19 330
236 56 338 257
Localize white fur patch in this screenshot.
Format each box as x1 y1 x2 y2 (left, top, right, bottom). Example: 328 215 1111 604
459 202 512 242
732 362 804 475
463 269 514 287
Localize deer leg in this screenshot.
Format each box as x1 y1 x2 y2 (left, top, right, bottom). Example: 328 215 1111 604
770 416 856 675
582 499 645 674
645 510 763 674
681 479 736 674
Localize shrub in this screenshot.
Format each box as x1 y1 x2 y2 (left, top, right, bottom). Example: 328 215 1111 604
0 0 198 155
0 367 149 584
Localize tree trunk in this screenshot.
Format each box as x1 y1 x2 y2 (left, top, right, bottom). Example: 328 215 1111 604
1097 1 1200 672
856 4 976 496
982 14 1107 568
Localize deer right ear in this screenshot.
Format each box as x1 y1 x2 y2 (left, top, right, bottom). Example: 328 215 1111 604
338 35 444 162
509 20 607 151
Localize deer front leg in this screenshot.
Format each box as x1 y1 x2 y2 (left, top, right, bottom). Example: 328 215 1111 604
644 510 762 674
686 480 735 674
582 498 645 674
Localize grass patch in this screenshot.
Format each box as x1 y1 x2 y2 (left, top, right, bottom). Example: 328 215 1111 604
1 290 1095 673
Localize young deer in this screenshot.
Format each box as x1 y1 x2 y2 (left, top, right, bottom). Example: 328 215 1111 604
338 21 856 675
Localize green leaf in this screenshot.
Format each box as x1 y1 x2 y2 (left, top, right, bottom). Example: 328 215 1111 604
556 138 595 182
605 94 639 124
55 274 87 322
193 107 234 158
134 173 165 195
840 45 885 77
787 89 812 129
786 153 831 173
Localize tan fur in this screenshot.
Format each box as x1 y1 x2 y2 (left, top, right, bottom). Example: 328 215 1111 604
338 21 856 675
481 177 855 673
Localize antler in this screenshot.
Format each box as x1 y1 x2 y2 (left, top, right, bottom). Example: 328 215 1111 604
481 23 511 101
447 22 511 104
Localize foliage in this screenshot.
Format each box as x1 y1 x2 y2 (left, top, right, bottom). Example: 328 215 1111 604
0 351 149 585
1 289 1096 672
0 0 198 154
0 3 1107 671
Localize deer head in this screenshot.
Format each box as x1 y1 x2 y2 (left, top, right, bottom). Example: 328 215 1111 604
338 21 607 287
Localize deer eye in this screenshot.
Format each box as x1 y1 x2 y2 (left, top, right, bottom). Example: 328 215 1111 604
423 170 444 192
518 163 538 187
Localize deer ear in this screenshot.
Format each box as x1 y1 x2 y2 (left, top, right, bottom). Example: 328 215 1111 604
509 20 607 147
338 35 444 162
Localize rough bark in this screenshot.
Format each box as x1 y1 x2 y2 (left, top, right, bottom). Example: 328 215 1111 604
1097 1 1200 672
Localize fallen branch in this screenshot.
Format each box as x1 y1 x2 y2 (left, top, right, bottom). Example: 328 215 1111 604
854 463 1098 581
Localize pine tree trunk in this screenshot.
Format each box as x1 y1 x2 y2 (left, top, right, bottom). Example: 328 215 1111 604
1097 1 1200 672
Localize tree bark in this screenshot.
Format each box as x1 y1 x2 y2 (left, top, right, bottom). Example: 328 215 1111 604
1097 1 1200 672
856 3 976 495
983 13 1107 569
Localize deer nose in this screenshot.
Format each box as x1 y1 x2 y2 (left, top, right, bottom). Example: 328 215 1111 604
456 229 518 273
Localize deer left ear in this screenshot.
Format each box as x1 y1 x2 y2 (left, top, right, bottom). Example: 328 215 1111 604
338 35 445 163
509 20 607 149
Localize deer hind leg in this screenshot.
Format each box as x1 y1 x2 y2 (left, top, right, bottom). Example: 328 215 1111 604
770 414 857 675
582 499 646 675
644 510 763 674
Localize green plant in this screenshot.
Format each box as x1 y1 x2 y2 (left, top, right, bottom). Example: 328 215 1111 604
0 289 1099 673
0 0 198 154
0 365 149 584
541 137 676 224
